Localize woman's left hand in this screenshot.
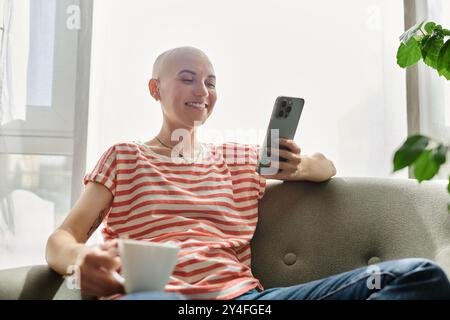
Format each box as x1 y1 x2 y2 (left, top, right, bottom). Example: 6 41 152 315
259 138 304 181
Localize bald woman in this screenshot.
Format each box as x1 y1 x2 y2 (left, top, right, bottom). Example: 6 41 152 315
46 47 448 301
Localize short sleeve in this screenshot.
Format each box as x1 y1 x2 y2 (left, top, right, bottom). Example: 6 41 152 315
253 144 267 200
218 142 267 200
83 145 117 196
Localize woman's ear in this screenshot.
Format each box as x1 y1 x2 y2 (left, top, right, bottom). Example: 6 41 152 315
148 78 160 101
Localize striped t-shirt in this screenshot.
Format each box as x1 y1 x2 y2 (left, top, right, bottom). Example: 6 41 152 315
83 141 267 299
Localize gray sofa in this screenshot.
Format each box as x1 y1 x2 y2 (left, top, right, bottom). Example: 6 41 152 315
1 177 449 299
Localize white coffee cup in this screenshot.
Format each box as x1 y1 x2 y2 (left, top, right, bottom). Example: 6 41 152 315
112 239 180 294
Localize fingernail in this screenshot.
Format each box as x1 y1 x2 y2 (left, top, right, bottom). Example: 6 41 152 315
111 271 125 285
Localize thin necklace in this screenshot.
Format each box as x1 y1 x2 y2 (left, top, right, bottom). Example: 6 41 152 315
155 136 183 158
155 137 204 160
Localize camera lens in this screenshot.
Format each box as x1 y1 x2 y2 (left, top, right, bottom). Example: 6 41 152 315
278 110 284 117
281 100 287 108
286 106 292 113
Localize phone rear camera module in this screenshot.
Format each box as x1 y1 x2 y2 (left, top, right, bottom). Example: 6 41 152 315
278 110 284 118
286 106 292 113
281 100 287 108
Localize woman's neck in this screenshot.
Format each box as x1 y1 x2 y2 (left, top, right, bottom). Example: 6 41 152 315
150 124 200 158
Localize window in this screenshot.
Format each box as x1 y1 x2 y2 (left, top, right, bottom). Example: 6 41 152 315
0 0 92 270
0 154 72 269
26 0 56 107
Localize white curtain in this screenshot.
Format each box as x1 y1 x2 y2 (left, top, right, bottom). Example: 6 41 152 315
0 190 54 270
0 0 29 126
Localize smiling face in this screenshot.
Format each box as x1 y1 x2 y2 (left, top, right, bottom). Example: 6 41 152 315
149 47 217 129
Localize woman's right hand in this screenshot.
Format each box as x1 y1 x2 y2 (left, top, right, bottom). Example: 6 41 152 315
75 239 124 298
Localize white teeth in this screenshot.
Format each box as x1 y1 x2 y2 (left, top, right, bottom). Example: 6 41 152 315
186 102 206 109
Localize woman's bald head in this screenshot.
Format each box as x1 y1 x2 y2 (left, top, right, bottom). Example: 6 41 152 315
152 46 213 79
148 46 217 128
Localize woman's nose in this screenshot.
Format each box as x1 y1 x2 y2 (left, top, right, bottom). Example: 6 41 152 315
193 82 208 97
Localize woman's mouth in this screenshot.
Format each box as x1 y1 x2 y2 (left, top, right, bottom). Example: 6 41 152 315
185 102 208 110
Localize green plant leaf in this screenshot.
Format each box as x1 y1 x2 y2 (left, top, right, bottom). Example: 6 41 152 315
397 37 422 68
393 135 430 171
437 39 450 79
399 20 425 44
420 34 431 57
439 68 450 80
413 149 438 182
422 34 444 69
446 160 450 212
419 34 431 58
444 29 450 36
412 143 448 183
432 144 448 165
420 34 430 45
425 22 436 33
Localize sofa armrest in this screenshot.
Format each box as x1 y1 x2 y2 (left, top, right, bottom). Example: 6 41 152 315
0 265 90 300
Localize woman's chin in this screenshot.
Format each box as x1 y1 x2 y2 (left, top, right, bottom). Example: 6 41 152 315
189 114 208 124
179 117 206 128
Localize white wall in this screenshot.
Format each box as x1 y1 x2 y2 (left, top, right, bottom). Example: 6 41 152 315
87 0 408 179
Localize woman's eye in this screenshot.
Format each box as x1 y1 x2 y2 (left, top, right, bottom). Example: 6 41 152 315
182 79 215 89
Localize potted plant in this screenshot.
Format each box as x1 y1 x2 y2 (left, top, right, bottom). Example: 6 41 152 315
393 21 450 207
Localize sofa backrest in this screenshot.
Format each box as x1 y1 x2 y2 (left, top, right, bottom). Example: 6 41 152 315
251 177 450 289
2 176 449 299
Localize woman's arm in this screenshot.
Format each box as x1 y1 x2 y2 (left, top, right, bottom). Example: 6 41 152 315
295 152 337 182
46 182 123 297
259 138 337 182
46 181 112 274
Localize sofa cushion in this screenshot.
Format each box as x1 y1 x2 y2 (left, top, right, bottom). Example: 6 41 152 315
251 177 450 289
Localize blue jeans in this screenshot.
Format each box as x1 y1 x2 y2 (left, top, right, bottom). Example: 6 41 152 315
120 258 450 300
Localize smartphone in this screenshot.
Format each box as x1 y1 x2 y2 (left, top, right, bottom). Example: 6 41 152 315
257 96 305 174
